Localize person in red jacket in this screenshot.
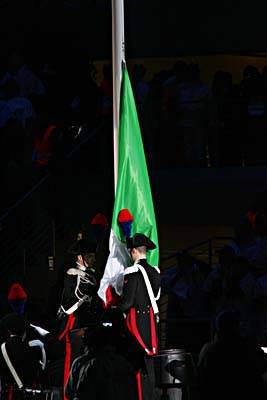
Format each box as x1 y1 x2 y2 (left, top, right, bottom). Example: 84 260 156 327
33 124 57 167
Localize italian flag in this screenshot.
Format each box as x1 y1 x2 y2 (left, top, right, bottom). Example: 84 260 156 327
98 66 159 304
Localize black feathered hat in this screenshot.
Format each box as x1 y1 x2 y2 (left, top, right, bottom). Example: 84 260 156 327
126 233 156 250
68 239 96 255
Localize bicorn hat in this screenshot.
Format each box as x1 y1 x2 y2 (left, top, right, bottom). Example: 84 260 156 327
68 239 96 255
126 233 156 250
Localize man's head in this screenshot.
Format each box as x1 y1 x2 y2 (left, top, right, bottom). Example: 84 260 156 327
77 252 96 268
215 309 240 341
1 313 28 338
218 245 236 267
127 233 156 262
2 79 20 99
69 239 96 268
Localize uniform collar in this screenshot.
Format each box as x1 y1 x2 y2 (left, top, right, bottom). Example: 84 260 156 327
134 257 147 264
76 262 86 271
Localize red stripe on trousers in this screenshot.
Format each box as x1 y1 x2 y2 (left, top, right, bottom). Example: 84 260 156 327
7 384 13 400
136 370 143 400
126 308 157 355
58 314 76 400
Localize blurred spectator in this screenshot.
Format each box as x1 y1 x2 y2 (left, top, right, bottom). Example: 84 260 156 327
198 309 267 400
0 79 35 129
241 65 263 105
240 65 266 165
162 61 188 111
0 313 43 388
33 120 64 170
162 62 210 166
33 125 54 168
230 219 259 264
143 71 167 166
177 64 211 166
62 59 101 127
161 61 188 166
0 79 35 176
0 51 45 100
100 64 112 118
162 252 209 319
203 245 236 313
72 325 138 400
210 70 242 166
132 64 149 121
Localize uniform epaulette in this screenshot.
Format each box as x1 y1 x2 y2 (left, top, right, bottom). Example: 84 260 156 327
124 265 139 275
67 268 86 277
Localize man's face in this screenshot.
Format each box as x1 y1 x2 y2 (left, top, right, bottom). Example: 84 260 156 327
83 252 96 268
77 253 96 268
129 248 139 262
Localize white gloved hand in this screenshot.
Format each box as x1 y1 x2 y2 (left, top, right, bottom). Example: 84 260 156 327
30 324 50 337
28 339 46 370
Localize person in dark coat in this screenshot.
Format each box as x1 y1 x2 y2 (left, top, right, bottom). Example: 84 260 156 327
6 283 65 371
72 324 138 400
118 233 161 400
198 309 267 400
59 239 101 328
0 313 43 392
58 239 102 400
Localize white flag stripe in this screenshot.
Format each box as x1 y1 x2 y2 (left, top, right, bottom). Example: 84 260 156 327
98 229 130 302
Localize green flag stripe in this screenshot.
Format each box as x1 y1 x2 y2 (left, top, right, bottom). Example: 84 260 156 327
112 67 159 266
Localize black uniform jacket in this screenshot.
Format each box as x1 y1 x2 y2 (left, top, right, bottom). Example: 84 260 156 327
0 336 42 386
61 266 101 327
118 259 161 354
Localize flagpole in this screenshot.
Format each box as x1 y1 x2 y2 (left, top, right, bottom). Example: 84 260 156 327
112 0 125 193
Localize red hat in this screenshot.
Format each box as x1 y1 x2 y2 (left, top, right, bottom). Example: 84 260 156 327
91 213 108 226
8 283 27 302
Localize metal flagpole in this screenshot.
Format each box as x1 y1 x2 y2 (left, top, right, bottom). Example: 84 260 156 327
112 0 125 192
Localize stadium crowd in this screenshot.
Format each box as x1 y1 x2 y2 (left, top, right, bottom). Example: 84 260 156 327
1 52 267 181
162 193 267 399
1 51 267 399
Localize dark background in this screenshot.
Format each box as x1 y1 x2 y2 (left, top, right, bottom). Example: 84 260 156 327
1 0 267 62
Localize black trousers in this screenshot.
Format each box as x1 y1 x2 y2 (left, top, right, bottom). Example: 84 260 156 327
139 356 161 400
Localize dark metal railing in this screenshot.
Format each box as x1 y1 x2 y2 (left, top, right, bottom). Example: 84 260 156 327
161 236 233 267
0 122 106 296
159 236 233 351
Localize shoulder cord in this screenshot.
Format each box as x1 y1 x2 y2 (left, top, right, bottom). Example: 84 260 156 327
60 267 97 315
123 263 161 301
1 343 23 389
74 274 96 301
61 274 94 315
